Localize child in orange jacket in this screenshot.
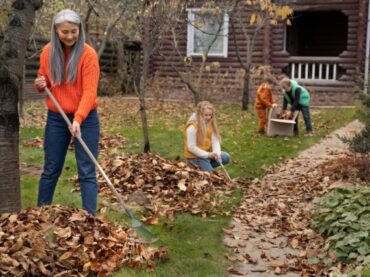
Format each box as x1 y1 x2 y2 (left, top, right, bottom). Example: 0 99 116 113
255 79 277 133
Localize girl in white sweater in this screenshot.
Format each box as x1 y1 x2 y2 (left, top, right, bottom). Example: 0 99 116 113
184 101 230 172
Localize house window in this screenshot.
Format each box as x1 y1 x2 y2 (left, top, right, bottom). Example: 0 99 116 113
187 9 229 58
286 11 348 56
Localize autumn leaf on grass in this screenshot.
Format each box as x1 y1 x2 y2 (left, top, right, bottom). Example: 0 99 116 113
227 266 248 275
144 216 160 225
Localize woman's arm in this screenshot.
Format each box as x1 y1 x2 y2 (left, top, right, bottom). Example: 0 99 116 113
187 125 209 159
74 47 100 124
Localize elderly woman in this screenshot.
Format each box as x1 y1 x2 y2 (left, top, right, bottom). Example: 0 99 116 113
34 9 100 215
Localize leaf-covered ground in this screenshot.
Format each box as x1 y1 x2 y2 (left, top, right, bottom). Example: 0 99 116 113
225 120 367 276
17 98 357 276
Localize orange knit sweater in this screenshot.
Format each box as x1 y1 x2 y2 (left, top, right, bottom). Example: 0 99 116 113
35 43 100 124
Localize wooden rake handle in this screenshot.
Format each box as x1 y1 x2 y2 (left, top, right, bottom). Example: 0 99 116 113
218 158 232 182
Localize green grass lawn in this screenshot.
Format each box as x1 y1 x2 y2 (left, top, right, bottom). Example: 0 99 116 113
19 98 357 276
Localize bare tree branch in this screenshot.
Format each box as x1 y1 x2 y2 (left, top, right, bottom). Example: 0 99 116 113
97 4 126 58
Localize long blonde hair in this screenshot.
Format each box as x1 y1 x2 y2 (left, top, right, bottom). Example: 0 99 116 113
195 101 221 144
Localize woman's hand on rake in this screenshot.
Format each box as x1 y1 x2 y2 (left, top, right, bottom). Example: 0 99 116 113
35 76 47 89
69 121 81 137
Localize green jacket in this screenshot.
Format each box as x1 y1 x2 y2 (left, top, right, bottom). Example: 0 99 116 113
284 80 310 107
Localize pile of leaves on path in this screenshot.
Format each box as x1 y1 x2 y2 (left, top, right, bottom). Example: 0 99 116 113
0 205 168 277
22 134 127 153
322 154 370 182
229 154 366 276
96 153 238 220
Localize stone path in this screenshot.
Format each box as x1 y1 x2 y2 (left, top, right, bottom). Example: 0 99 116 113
224 120 363 277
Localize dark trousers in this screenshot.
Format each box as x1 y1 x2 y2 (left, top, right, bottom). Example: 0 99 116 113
38 109 100 215
294 105 313 134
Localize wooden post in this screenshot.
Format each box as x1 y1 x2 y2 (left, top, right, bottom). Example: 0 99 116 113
263 23 271 64
358 0 366 71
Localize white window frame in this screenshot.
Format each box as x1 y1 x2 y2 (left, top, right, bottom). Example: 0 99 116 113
187 8 229 58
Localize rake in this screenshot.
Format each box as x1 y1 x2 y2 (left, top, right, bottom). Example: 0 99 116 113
218 158 232 182
43 87 159 244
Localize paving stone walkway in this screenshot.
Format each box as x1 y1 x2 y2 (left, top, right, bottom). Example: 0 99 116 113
224 120 363 276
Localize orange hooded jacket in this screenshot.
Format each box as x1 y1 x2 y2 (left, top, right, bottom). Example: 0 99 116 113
255 83 275 109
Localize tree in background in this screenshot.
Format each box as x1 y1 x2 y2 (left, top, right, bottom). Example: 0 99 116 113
158 0 236 105
131 0 180 153
0 0 43 212
155 0 291 108
230 0 292 110
30 1 133 60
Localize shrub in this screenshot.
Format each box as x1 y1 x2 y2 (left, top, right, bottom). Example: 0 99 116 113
311 187 370 264
339 94 370 174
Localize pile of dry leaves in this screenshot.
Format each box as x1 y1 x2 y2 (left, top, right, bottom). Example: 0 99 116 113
0 205 167 277
97 153 237 220
322 154 370 182
22 134 127 153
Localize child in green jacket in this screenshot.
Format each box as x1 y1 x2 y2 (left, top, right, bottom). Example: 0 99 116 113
280 78 313 136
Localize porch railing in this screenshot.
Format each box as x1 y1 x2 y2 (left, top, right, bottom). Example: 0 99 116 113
288 57 340 82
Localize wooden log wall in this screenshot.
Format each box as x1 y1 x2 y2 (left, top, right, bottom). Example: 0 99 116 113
147 3 264 103
270 0 365 104
147 0 367 106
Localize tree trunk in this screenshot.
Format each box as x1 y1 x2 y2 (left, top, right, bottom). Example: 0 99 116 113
0 0 42 213
139 94 150 153
135 15 151 153
18 63 25 117
186 84 200 105
193 90 200 105
242 68 251 111
116 35 128 95
138 52 151 153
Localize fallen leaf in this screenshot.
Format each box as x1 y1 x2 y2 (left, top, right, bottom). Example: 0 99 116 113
227 266 247 275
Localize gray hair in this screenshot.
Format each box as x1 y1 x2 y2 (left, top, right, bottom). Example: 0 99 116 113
50 9 85 85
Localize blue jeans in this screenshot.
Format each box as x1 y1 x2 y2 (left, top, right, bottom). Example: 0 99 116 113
38 109 100 215
294 105 313 133
187 151 230 172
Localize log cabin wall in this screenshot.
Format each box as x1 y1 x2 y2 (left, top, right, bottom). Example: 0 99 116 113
147 2 264 103
147 0 368 106
270 0 366 106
